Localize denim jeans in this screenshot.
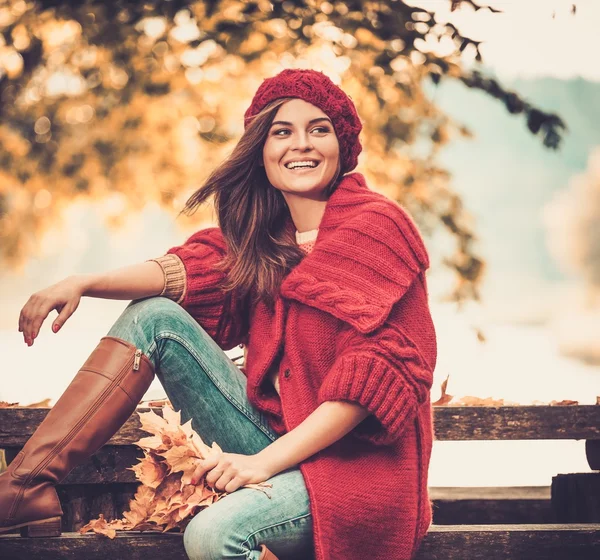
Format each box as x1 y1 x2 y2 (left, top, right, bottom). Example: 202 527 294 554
107 297 314 560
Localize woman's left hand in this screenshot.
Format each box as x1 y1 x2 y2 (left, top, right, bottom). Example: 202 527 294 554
191 447 273 493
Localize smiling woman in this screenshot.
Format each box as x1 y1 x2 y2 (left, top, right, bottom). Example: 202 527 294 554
2 69 436 560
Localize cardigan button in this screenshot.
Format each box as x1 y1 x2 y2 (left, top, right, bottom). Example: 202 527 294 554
283 368 290 379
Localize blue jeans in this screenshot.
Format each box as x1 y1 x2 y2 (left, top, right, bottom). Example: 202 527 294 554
107 297 314 560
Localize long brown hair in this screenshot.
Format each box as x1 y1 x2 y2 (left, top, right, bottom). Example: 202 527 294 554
179 96 343 311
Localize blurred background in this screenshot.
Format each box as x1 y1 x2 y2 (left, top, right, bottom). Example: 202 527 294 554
1 0 598 487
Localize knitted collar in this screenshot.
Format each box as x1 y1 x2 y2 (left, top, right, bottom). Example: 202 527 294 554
280 172 430 334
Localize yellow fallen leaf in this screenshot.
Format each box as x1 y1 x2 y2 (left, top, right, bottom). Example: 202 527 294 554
25 398 53 408
128 452 167 488
79 514 117 539
432 374 453 406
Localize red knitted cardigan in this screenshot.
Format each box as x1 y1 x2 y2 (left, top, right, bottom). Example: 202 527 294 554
167 172 437 560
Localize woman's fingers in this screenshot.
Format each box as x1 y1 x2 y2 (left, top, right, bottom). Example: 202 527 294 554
192 445 224 485
22 298 37 344
191 455 219 485
19 279 83 345
53 302 76 333
29 305 52 342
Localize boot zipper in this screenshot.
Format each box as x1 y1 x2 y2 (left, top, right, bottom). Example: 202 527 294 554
133 349 142 371
11 346 141 518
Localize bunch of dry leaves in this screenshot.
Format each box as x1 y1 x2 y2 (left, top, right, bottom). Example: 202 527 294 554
79 406 272 539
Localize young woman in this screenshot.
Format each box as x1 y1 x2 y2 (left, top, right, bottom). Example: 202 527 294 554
1 69 437 560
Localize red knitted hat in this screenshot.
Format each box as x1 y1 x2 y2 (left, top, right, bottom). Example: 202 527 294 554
244 69 362 174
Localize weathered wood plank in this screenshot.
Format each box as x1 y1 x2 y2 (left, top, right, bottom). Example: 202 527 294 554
552 473 600 523
1 405 599 446
55 484 139 533
5 483 556 532
1 525 599 560
3 446 142 484
429 486 551 500
415 524 600 560
433 405 600 441
0 408 162 447
431 486 555 525
11 483 558 532
18 484 562 531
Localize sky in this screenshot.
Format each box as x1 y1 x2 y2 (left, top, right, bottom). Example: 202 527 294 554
409 0 600 82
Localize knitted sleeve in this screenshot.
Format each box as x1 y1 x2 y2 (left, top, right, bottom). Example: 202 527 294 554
163 227 249 351
147 254 187 304
317 298 435 446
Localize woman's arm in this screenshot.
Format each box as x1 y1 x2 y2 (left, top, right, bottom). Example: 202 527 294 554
77 260 166 300
190 401 370 491
256 401 371 476
19 261 167 345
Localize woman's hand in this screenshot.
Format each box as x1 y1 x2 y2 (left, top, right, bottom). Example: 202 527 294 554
191 446 274 493
19 275 86 346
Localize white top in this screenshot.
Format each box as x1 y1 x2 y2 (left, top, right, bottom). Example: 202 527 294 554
295 228 319 244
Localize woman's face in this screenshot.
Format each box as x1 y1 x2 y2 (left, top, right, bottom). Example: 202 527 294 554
262 98 340 200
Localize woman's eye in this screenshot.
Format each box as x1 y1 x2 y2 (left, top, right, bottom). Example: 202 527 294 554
273 127 329 136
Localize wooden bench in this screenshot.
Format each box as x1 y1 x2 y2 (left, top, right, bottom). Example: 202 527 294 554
1 525 599 560
1 405 599 559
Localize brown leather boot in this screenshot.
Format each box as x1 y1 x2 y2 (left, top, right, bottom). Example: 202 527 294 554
0 336 154 537
258 544 280 560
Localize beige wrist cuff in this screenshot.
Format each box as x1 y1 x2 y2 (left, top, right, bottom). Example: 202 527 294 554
147 254 186 304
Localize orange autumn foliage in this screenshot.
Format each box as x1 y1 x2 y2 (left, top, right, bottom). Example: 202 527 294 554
0 398 52 408
79 405 272 538
432 374 583 407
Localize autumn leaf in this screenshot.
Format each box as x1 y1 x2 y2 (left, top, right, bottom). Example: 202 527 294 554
450 396 513 406
161 405 181 427
79 514 118 539
158 445 198 475
24 398 53 408
128 451 167 488
0 398 52 408
432 374 453 406
136 434 167 452
138 409 169 435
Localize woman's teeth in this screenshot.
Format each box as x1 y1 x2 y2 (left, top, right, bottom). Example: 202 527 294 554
285 162 320 172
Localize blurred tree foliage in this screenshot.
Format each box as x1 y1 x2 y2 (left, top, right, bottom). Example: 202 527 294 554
0 0 566 304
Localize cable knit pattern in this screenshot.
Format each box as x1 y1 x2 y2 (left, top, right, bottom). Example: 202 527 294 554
280 193 429 334
283 273 388 333
244 69 362 174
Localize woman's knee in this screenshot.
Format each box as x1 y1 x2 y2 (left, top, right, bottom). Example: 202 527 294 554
183 507 243 560
111 297 188 335
106 297 195 356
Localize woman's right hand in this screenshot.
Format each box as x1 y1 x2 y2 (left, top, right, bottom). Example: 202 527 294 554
19 275 86 346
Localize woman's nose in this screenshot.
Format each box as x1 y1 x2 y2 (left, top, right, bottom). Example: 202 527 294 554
290 132 313 151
